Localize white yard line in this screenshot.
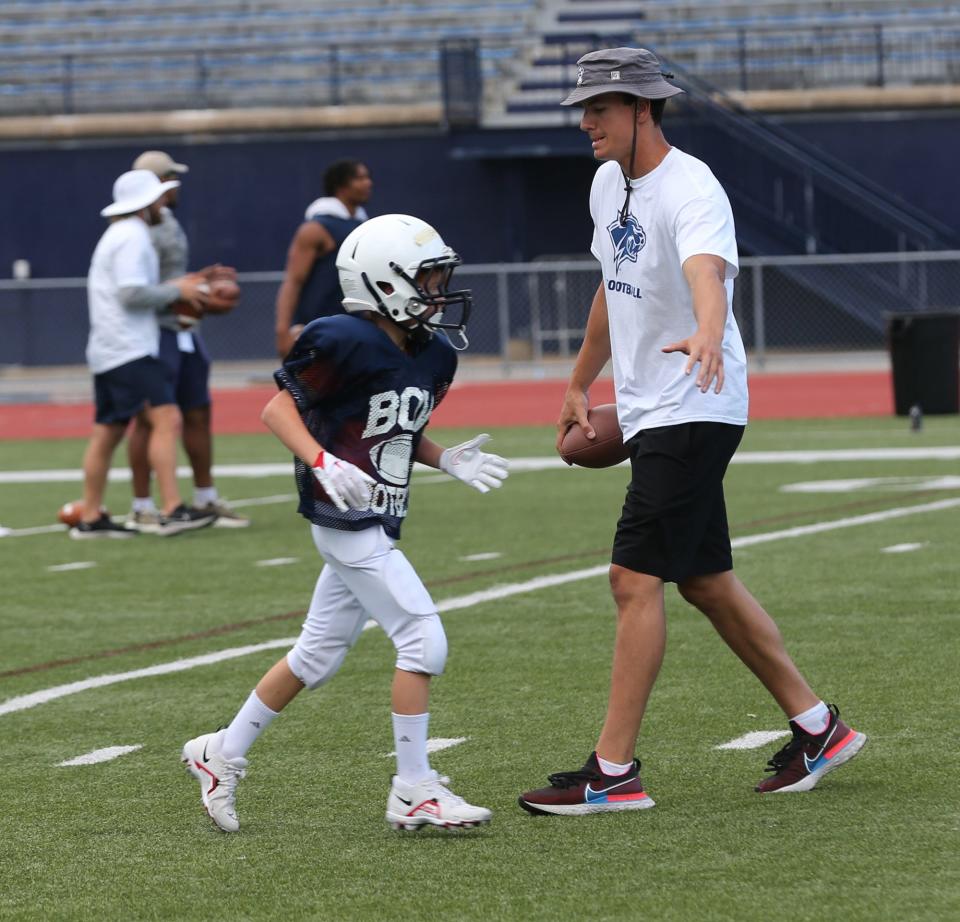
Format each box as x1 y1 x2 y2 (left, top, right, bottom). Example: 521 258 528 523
255 557 301 567
2 496 958 719
730 497 960 549
2 446 960 486
715 731 791 751
58 745 143 766
783 475 960 494
388 737 468 758
47 561 97 572
881 542 927 554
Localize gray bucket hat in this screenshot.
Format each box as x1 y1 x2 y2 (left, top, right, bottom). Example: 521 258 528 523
561 47 684 106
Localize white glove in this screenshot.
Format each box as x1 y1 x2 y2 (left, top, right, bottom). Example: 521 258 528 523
312 450 376 512
439 434 509 494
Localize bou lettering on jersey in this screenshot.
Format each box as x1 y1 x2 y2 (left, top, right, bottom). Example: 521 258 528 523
362 386 434 519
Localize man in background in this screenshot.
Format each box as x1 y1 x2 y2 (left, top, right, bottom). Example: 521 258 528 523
73 169 215 538
273 159 372 357
125 150 249 530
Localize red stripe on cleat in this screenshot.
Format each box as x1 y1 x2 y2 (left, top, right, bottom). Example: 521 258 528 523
825 730 857 760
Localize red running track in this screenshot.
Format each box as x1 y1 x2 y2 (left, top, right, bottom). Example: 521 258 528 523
0 371 894 440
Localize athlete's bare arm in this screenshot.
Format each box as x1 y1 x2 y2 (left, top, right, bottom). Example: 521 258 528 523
556 283 612 450
260 389 323 464
414 435 444 469
663 254 728 394
274 221 337 357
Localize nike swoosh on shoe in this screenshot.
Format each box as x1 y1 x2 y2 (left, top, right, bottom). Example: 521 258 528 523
801 722 839 773
584 777 648 804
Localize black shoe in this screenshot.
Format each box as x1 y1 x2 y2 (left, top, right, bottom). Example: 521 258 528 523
69 513 137 540
755 704 867 793
518 752 655 816
156 504 217 536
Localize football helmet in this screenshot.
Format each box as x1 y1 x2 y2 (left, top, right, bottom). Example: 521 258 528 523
336 214 472 349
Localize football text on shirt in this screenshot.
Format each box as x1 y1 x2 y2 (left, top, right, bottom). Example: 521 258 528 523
362 386 434 518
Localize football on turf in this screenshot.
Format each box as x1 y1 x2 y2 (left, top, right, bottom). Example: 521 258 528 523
57 500 106 526
558 403 629 468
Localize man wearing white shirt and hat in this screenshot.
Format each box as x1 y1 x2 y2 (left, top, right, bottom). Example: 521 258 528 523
72 169 217 538
519 48 866 814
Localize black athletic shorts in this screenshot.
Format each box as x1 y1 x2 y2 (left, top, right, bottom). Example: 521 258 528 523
92 355 175 425
611 421 745 583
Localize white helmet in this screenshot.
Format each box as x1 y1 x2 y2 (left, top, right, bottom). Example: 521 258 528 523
336 214 472 348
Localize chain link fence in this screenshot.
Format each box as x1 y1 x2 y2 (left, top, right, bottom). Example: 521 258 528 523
1 251 958 373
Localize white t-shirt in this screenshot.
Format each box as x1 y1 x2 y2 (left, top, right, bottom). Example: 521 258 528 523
86 217 160 374
589 148 748 440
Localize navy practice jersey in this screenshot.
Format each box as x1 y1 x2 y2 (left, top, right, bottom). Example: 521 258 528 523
274 314 457 538
292 214 364 325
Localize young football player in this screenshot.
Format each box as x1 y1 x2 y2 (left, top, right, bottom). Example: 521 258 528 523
182 214 508 832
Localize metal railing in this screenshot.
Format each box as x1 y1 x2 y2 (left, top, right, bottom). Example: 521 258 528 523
1 251 957 372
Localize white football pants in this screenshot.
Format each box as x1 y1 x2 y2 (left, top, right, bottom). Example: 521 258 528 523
287 524 447 690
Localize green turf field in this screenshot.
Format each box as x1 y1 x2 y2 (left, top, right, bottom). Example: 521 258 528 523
1 417 958 921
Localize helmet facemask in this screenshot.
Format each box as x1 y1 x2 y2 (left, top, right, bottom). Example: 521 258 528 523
362 252 472 350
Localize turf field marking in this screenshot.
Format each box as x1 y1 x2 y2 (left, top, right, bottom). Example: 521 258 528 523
730 497 960 549
881 542 926 554
3 524 67 537
3 496 959 719
47 561 97 572
715 731 790 750
256 557 300 567
58 745 143 766
388 737 468 758
783 475 960 494
2 446 960 486
221 493 296 508
460 552 502 562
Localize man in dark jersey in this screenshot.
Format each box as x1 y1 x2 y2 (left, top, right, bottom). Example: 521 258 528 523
274 159 372 357
182 214 509 834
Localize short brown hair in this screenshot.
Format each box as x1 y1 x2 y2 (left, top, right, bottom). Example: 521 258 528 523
622 94 666 125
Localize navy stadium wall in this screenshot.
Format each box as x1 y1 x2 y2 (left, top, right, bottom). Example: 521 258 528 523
1 110 958 280
0 111 957 367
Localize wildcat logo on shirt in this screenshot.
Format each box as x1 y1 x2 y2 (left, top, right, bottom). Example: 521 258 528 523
608 215 646 273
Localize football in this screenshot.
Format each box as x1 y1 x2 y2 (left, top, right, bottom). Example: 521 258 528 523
558 403 629 468
204 278 240 315
57 500 106 527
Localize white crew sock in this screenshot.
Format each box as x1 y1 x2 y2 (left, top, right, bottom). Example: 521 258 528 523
597 755 634 777
132 496 157 513
193 486 218 507
392 712 431 783
221 690 279 760
790 700 830 736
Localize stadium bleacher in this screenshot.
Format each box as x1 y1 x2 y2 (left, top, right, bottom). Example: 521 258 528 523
0 0 539 114
502 0 960 120
0 0 958 118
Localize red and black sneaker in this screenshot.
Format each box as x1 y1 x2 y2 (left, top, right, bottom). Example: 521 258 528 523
756 703 867 793
518 751 655 816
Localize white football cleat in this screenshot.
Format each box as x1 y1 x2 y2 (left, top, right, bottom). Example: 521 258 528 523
386 772 492 831
181 729 247 833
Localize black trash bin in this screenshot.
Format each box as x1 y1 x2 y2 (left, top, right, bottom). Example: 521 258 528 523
886 310 960 416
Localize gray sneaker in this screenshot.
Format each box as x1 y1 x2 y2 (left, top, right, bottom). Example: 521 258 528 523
199 499 250 529
124 509 163 534
156 504 217 537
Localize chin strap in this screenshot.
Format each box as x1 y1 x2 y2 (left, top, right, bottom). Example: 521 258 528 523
618 99 640 226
